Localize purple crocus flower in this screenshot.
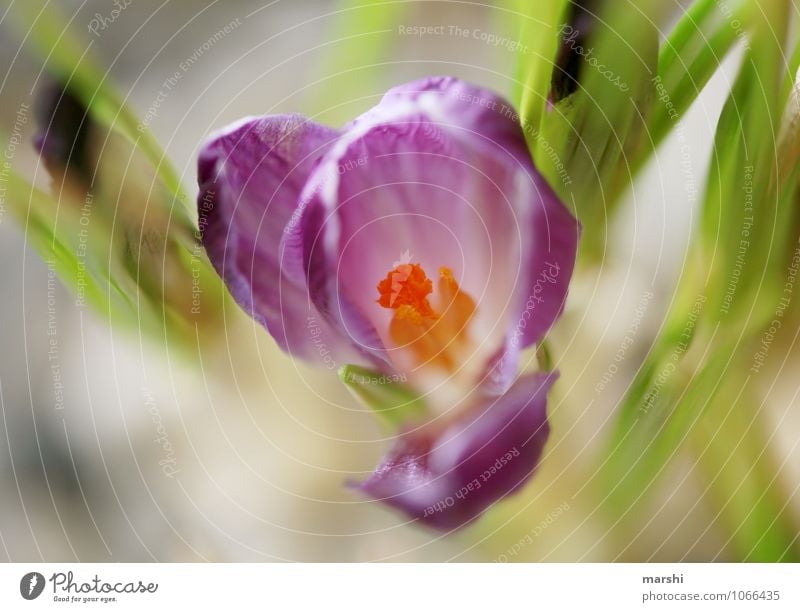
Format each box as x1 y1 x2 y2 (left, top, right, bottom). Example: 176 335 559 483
198 77 579 529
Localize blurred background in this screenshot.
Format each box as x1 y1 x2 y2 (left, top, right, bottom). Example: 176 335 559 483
0 0 797 562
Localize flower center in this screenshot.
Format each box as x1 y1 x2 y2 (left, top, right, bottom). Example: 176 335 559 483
376 263 476 370
376 263 436 318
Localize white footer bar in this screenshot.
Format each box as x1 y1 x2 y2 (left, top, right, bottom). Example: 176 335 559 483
1 563 798 611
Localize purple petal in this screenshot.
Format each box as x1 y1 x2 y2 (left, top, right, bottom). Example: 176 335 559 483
353 372 556 530
198 114 368 365
485 179 580 393
517 181 581 348
353 77 534 163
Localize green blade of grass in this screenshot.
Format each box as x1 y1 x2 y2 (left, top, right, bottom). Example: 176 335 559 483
536 0 661 256
7 0 190 211
646 0 750 150
512 0 570 134
339 364 428 428
597 0 799 558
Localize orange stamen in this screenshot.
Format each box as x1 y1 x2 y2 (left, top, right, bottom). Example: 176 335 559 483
376 263 437 318
377 263 476 370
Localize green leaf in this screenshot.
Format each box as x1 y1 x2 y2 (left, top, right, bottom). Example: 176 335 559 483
3 1 229 349
606 0 792 470
698 0 791 327
598 0 800 557
512 0 570 133
517 0 662 256
2 170 155 333
339 365 428 428
7 0 190 211
689 380 800 561
646 0 750 150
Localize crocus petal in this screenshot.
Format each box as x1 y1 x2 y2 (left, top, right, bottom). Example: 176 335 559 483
353 371 556 530
517 183 581 348
483 179 580 393
362 77 535 166
198 114 369 365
